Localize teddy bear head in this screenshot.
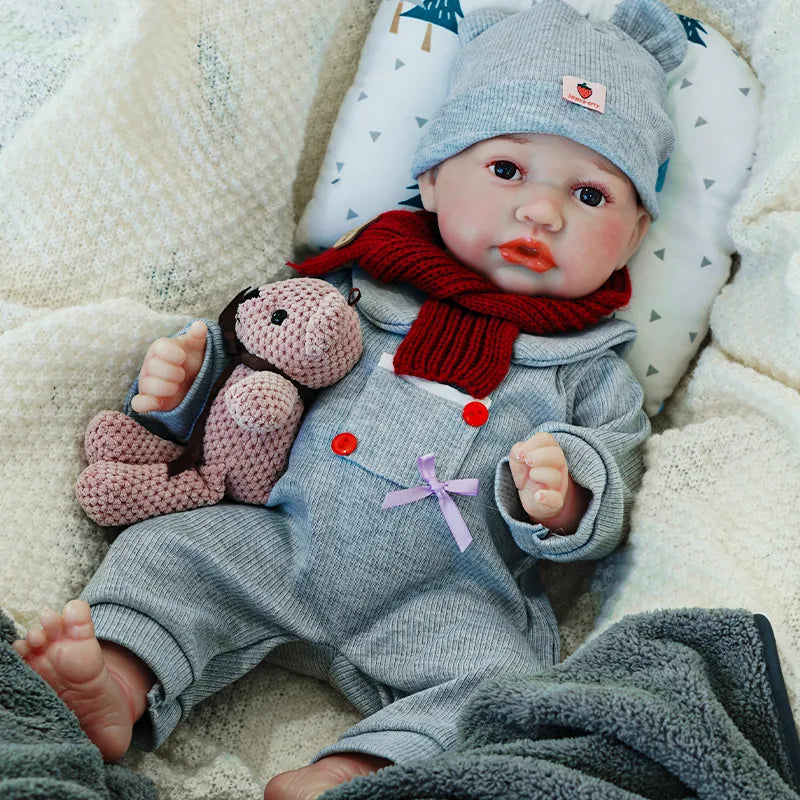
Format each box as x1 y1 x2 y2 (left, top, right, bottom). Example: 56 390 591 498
234 278 362 388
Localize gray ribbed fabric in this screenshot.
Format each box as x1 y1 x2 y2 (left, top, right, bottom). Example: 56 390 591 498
83 271 650 762
411 0 687 219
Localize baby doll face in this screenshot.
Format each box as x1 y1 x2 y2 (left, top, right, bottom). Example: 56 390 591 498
417 133 650 298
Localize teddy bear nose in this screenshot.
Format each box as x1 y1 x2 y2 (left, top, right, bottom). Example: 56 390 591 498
271 309 288 325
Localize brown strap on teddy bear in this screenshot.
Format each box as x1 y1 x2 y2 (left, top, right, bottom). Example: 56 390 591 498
167 287 316 477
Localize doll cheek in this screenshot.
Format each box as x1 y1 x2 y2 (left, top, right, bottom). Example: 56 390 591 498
438 221 477 257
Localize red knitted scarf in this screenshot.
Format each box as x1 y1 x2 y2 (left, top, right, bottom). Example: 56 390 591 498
293 210 631 398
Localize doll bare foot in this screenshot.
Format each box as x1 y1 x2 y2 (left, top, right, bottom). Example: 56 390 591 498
12 600 150 762
263 753 392 800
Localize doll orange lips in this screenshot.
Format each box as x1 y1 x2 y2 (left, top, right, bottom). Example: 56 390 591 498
498 239 556 273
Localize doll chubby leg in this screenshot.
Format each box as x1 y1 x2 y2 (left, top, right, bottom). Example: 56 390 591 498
303 577 558 768
261 642 545 799
80 504 301 751
84 410 184 464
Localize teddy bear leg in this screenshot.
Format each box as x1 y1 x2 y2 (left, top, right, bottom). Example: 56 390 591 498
75 461 226 526
84 411 184 465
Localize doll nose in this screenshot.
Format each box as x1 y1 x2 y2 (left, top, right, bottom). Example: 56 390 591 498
515 189 563 232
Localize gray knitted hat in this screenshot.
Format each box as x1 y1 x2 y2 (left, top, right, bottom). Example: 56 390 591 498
411 0 687 219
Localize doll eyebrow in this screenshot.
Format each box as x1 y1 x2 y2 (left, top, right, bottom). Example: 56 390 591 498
497 136 625 174
497 134 535 145
492 135 629 185
590 158 626 180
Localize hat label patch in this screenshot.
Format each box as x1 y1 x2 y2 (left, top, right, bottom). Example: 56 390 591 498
563 76 607 113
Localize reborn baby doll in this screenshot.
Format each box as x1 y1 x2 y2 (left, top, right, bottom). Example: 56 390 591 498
15 1 686 798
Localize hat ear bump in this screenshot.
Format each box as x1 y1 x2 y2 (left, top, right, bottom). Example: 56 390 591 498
610 0 687 73
456 7 508 44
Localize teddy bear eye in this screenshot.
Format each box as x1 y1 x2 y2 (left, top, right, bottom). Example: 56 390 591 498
271 309 288 325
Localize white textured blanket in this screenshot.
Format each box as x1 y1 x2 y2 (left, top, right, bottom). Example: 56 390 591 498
0 0 794 797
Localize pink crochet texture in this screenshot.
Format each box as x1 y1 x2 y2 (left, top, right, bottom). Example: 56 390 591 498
76 278 362 526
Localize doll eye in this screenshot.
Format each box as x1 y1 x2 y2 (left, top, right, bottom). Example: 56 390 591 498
271 309 288 325
575 186 607 207
491 160 522 181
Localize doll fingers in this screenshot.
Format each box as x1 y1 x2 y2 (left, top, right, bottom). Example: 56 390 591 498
532 489 564 514
526 466 562 491
513 435 563 463
185 320 206 336
138 375 180 400
178 321 208 349
130 393 163 413
151 337 189 366
518 485 563 521
142 358 185 383
519 446 566 470
509 454 530 489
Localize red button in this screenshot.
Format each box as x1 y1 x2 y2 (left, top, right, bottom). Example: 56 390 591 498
462 401 489 427
331 432 358 455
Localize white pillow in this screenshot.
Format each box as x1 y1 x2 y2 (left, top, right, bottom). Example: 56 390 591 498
295 0 761 415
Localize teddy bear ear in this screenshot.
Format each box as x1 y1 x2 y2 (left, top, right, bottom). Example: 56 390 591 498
221 286 260 333
457 7 509 44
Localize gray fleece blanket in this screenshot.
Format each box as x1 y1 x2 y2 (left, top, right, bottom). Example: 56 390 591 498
0 609 156 800
326 608 800 799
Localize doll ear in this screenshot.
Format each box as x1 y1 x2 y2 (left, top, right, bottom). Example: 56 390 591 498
416 169 438 213
457 8 510 45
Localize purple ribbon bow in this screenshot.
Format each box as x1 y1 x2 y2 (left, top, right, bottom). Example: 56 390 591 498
382 453 479 552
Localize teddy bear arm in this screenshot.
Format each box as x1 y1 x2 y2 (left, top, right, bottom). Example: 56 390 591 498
224 373 301 430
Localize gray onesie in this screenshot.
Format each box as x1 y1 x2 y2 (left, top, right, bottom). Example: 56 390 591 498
81 268 650 763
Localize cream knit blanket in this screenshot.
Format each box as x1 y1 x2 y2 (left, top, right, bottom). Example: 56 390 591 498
0 0 793 797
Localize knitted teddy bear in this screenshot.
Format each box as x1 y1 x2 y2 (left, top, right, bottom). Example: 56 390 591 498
76 278 362 526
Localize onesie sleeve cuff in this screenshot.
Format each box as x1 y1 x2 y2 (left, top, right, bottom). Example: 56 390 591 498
494 425 625 562
122 319 228 443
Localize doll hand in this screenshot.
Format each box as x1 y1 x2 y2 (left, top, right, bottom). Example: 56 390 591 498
130 321 207 413
509 432 571 525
